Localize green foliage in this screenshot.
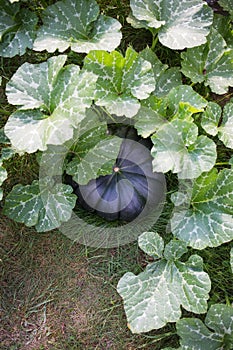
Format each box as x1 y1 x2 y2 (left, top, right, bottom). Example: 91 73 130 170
3 177 76 232
201 101 233 149
33 0 122 53
174 304 233 349
0 0 38 57
1 0 233 346
117 232 211 333
128 0 213 49
83 47 155 117
4 55 97 153
171 168 233 249
66 125 122 185
181 28 233 94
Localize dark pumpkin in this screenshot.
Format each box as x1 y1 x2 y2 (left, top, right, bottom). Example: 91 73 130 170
67 129 166 222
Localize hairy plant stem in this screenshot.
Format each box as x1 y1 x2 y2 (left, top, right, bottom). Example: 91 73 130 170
151 34 159 51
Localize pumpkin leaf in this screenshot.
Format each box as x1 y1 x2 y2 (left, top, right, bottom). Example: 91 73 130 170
212 14 233 49
39 106 106 178
33 0 122 53
171 168 233 249
117 232 211 333
0 128 10 144
0 0 38 57
176 304 233 350
138 231 164 259
134 96 167 138
201 101 222 136
218 102 233 149
83 47 155 118
139 48 182 97
151 118 217 179
201 101 233 149
181 28 233 94
128 0 213 49
4 55 97 153
219 0 233 17
66 129 122 185
1 148 15 161
3 177 76 232
167 85 208 118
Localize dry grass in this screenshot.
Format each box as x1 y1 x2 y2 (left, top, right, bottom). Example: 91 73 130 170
0 214 177 350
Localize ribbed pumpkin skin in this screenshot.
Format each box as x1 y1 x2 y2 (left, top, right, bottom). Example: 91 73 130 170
71 138 166 222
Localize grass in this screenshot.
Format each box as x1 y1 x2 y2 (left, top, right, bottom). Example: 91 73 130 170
1 0 233 349
0 214 179 350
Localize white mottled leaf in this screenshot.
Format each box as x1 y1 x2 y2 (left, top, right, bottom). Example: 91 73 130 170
39 107 106 178
218 102 233 149
181 28 233 94
201 102 222 136
151 118 216 179
219 0 233 17
0 128 10 144
3 178 76 232
176 304 233 349
33 0 122 53
117 232 211 333
4 55 97 153
128 0 213 49
140 48 182 97
163 240 188 261
66 132 122 185
171 168 233 249
134 95 167 138
6 55 67 109
167 85 208 117
1 148 15 161
202 101 233 149
0 0 38 57
83 47 155 118
138 232 164 259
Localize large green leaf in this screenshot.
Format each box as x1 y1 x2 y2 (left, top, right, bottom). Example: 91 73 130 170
181 28 233 94
171 168 233 249
167 85 208 118
151 118 216 179
4 55 97 153
0 0 38 57
218 102 233 149
219 0 233 17
134 95 167 138
176 304 233 349
33 0 122 53
128 0 213 49
66 126 122 185
117 232 211 333
83 47 155 118
3 178 76 232
201 101 233 149
39 106 107 178
201 101 222 136
134 85 205 139
139 48 182 97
